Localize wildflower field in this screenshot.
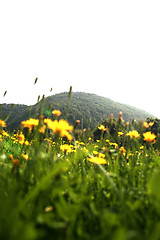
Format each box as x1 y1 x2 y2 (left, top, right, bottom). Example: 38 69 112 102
1 104 160 240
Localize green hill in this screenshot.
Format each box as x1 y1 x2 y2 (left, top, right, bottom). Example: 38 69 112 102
0 92 155 131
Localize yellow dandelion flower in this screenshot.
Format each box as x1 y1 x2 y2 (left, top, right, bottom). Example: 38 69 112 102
22 154 29 160
39 125 46 134
93 151 99 156
16 132 25 144
11 136 16 141
118 132 124 137
24 140 30 145
21 118 39 131
140 146 144 150
0 120 6 127
62 130 73 141
87 156 107 164
99 153 105 158
149 122 154 127
143 122 149 128
9 154 13 160
94 145 98 148
2 131 9 137
109 142 118 149
120 146 126 154
126 130 140 139
55 119 73 132
143 131 156 142
44 118 54 128
98 125 106 131
45 119 73 141
83 148 89 153
52 110 62 117
60 144 73 153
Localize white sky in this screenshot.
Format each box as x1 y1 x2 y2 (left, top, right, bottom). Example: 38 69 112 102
0 0 160 118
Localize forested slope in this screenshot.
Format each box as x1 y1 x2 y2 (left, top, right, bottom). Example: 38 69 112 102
0 92 154 131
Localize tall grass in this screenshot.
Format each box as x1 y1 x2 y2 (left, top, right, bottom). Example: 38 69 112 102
0 89 160 240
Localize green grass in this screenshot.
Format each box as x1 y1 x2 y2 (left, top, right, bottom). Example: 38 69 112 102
0 113 160 240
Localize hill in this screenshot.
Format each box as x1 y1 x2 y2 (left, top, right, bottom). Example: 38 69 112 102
0 92 155 131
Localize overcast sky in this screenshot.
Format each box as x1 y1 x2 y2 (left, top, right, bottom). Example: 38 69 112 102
0 0 160 118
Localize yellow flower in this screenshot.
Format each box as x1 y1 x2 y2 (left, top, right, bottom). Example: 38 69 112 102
118 132 124 136
128 153 134 157
16 132 25 144
45 119 73 141
9 154 13 160
120 146 126 154
144 121 154 128
0 120 6 127
39 125 46 134
99 153 105 158
143 131 156 142
149 122 154 127
60 144 73 153
83 147 89 153
93 151 99 156
44 118 54 129
126 130 140 139
24 140 30 145
22 154 29 160
140 146 144 150
143 122 149 128
87 156 107 164
109 142 118 149
52 110 62 117
56 120 73 140
98 125 106 131
2 131 9 137
94 145 98 148
21 118 39 131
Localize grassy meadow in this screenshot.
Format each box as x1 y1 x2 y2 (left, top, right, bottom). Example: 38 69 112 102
1 92 160 240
